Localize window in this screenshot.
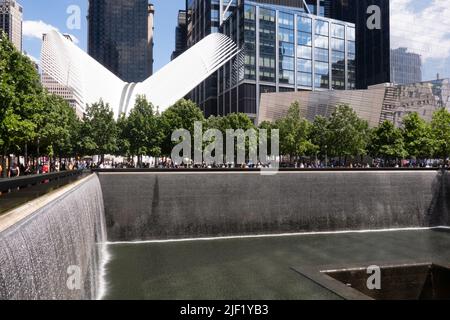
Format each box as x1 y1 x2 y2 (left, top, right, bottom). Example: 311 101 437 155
315 48 329 62
331 51 345 64
348 41 356 54
331 24 345 39
280 56 294 70
298 32 312 46
315 35 329 49
279 70 295 84
298 45 312 59
315 61 329 75
260 8 275 22
331 38 345 52
244 4 255 20
297 16 312 33
298 59 312 73
279 42 294 57
279 28 294 43
347 26 355 41
279 12 294 28
315 20 329 36
298 72 312 87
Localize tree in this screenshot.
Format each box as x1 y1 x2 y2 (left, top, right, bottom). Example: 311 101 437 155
160 99 205 157
310 116 330 161
275 102 314 161
206 113 256 164
116 113 131 158
126 95 163 166
402 112 433 161
327 104 369 162
82 100 118 163
0 32 41 176
368 120 407 161
37 94 80 162
430 108 450 161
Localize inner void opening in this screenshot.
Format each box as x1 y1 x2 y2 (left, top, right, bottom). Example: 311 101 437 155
324 263 450 300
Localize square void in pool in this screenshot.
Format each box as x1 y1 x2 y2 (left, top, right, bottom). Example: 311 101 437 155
295 263 450 300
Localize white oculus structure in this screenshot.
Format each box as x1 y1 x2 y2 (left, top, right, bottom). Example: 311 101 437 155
41 30 239 117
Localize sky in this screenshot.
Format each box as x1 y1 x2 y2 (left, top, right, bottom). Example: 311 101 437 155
20 0 450 80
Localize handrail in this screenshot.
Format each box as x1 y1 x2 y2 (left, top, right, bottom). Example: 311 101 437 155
92 167 449 173
0 170 85 193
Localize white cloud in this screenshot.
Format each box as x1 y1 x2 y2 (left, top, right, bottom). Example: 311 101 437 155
23 20 79 44
391 0 450 61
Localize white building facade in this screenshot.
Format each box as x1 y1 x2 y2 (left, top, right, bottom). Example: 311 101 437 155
0 0 22 51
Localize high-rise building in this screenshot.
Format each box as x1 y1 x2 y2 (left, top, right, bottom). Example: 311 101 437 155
41 34 85 118
171 10 188 60
87 0 154 83
186 0 355 119
323 0 391 89
391 47 422 85
0 0 22 52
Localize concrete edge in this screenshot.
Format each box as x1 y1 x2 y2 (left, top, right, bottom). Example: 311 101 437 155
105 226 450 245
95 170 442 175
0 173 96 234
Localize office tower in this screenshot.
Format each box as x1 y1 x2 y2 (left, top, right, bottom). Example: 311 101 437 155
0 0 22 51
88 0 154 83
324 0 391 89
391 47 422 85
41 34 85 118
171 10 188 60
186 0 355 119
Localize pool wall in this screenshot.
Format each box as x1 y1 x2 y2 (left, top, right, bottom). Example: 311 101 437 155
97 170 450 241
0 174 106 300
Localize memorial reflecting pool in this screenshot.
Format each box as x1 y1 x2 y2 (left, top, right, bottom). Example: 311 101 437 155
102 229 450 300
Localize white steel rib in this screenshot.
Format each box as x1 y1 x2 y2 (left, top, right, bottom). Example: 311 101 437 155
41 31 239 117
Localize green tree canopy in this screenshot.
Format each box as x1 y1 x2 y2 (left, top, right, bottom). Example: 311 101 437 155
310 115 330 160
275 102 314 160
0 32 42 175
82 100 118 162
369 120 407 160
160 99 205 156
402 112 434 159
125 95 163 163
430 108 450 160
327 104 369 160
37 93 81 159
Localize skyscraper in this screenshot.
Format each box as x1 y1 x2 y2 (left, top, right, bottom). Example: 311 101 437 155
186 0 355 119
171 10 188 60
88 0 154 83
391 47 422 85
323 0 391 89
0 0 22 52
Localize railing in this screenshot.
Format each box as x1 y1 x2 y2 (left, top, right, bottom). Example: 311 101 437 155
0 170 85 194
92 167 449 173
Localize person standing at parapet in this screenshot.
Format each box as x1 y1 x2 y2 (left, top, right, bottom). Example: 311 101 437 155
8 163 20 178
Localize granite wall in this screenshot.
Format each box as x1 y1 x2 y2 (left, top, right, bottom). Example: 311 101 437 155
98 170 450 241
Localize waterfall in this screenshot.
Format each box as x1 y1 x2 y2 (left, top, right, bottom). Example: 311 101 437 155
0 174 107 300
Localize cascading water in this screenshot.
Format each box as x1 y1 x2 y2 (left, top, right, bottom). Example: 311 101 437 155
0 174 107 300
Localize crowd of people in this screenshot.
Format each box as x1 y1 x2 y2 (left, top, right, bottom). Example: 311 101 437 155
0 157 448 179
0 159 95 179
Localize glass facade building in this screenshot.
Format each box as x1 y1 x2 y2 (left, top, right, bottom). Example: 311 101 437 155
217 1 355 119
171 10 188 60
186 0 238 117
0 0 22 52
390 47 422 85
324 0 391 89
88 0 154 83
